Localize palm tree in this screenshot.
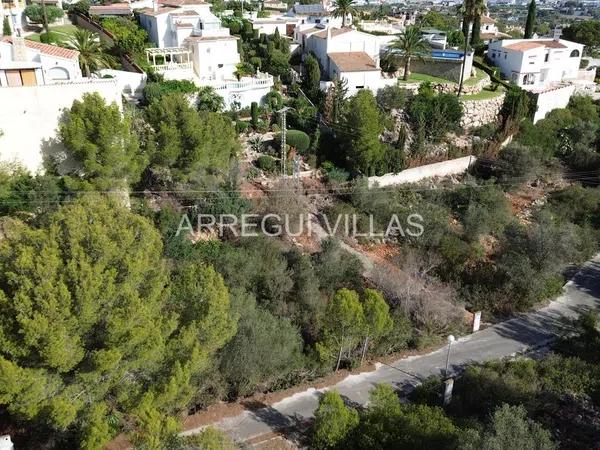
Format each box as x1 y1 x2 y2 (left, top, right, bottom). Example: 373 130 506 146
460 0 475 40
65 30 114 78
386 26 430 81
332 0 357 28
470 0 487 45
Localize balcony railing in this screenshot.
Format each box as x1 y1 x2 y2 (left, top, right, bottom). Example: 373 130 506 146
208 74 274 91
153 62 193 72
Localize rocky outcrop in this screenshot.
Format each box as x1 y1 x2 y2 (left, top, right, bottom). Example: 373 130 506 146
460 93 505 129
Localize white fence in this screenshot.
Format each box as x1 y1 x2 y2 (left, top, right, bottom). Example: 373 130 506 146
368 155 476 188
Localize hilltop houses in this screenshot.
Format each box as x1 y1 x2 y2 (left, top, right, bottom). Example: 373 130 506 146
137 0 273 108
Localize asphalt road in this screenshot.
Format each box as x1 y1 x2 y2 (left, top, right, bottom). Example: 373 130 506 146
183 256 600 443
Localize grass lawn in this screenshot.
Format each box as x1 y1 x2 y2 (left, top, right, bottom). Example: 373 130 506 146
463 68 489 86
460 86 505 101
397 72 454 84
26 24 78 43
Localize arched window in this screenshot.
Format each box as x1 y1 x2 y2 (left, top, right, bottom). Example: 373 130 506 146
47 66 70 81
570 49 580 57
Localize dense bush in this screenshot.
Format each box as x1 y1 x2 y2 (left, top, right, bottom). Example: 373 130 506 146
255 154 276 172
376 84 408 112
274 129 310 153
142 79 198 104
101 17 148 55
407 83 463 144
24 4 63 24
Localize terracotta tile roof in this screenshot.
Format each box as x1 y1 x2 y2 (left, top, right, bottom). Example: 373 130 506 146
138 6 178 15
298 27 318 36
160 0 205 6
89 3 131 15
535 39 568 49
3 37 79 60
504 39 568 51
313 27 353 39
329 51 379 72
480 31 510 40
504 41 545 51
481 16 495 24
171 9 199 15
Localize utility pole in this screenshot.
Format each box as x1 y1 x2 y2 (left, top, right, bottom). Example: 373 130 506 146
443 334 455 406
278 107 291 178
444 334 455 378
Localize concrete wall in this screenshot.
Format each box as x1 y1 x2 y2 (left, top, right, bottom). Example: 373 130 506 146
368 155 476 188
533 84 575 123
0 79 122 173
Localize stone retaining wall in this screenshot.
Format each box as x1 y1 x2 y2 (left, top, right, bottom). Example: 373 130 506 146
460 93 505 129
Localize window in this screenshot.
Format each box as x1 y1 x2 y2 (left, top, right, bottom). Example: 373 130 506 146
570 49 580 57
544 53 549 62
523 73 535 85
218 64 223 68
355 85 364 89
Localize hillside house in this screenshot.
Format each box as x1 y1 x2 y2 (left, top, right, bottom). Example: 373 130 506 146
138 0 273 107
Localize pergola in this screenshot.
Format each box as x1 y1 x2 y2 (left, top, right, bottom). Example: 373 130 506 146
145 47 191 68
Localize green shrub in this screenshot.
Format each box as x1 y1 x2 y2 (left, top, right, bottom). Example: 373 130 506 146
407 86 463 142
275 129 310 153
142 79 198 104
376 84 408 112
40 31 61 44
256 155 276 172
68 0 90 16
24 4 63 24
235 121 250 134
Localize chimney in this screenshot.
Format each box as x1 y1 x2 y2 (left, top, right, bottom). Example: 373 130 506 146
153 0 158 12
11 36 27 62
553 27 562 40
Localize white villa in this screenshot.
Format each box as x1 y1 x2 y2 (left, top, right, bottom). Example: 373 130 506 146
138 0 273 108
0 37 121 172
488 38 584 89
479 16 510 43
302 27 394 95
488 38 594 121
0 36 81 86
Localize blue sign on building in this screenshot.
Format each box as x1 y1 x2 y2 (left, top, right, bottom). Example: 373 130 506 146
431 51 464 60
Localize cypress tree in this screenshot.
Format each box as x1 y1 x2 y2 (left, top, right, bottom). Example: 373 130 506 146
250 101 259 129
2 16 11 36
524 0 536 39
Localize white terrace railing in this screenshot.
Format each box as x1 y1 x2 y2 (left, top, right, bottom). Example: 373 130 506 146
152 62 193 72
208 74 274 91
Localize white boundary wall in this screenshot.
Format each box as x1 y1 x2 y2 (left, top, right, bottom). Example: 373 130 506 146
0 79 122 173
368 155 476 188
533 84 576 123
